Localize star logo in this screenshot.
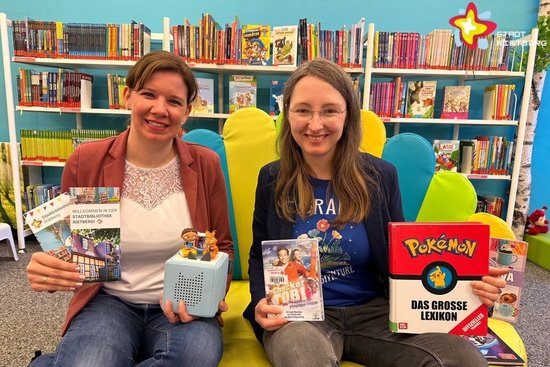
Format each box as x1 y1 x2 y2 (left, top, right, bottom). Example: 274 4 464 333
449 2 497 49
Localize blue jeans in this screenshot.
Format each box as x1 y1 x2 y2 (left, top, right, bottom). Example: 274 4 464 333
263 297 487 367
30 290 223 367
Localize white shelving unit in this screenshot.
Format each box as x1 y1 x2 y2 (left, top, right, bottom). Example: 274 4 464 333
361 23 538 226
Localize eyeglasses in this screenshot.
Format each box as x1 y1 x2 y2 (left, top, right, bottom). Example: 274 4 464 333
288 108 346 122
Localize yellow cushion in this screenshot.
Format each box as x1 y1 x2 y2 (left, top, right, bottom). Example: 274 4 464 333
223 108 277 279
467 212 516 240
359 110 386 157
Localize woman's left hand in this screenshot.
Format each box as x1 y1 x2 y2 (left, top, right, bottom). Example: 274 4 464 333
160 294 229 323
470 266 509 307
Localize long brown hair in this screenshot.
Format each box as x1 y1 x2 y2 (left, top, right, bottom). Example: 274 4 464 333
275 58 378 227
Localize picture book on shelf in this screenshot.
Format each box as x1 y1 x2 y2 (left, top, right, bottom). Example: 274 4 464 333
262 238 324 321
192 78 214 114
441 86 471 119
489 238 528 324
433 139 460 172
464 326 525 365
68 187 121 282
229 75 257 113
241 24 271 66
388 222 489 335
269 79 286 116
406 81 437 118
272 25 298 66
24 193 73 261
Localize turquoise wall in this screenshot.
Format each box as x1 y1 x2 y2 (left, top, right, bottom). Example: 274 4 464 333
0 0 547 213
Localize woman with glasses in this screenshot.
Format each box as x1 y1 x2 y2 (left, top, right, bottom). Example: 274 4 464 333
244 57 507 367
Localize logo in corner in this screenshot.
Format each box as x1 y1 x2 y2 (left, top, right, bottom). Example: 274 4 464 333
449 2 497 49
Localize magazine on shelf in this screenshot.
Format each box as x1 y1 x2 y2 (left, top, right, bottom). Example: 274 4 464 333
262 238 324 321
388 222 489 335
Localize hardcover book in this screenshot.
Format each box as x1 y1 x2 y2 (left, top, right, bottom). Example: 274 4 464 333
489 238 528 324
193 78 214 114
433 139 460 172
228 75 257 113
464 326 525 365
441 86 471 119
272 25 298 67
406 80 437 118
241 24 270 66
68 187 121 282
389 222 489 335
262 238 324 321
269 79 286 116
24 192 73 261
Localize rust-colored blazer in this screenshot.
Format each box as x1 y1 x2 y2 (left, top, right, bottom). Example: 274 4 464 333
60 129 234 335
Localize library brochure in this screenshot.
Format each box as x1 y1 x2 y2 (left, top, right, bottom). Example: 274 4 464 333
24 192 73 261
68 187 121 282
388 222 489 335
464 326 525 365
489 238 528 324
262 238 324 321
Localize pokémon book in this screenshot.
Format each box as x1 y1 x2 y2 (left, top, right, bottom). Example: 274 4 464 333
489 238 528 324
389 222 489 335
262 238 324 321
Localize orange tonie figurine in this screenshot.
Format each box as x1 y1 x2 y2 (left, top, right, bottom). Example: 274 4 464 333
201 230 219 261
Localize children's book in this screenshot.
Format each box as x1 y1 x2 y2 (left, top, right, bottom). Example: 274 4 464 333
193 78 214 114
228 75 257 113
406 80 437 118
68 187 121 282
489 238 528 323
269 79 286 116
441 86 471 119
433 139 460 172
24 192 73 261
262 238 324 321
389 222 489 335
241 25 270 66
272 25 298 66
464 326 525 365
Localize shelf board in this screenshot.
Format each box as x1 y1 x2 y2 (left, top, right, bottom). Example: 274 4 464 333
460 173 511 180
12 56 137 69
371 68 524 79
22 160 65 167
380 117 519 126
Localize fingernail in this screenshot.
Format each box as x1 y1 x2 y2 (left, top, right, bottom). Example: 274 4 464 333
75 266 81 271
75 282 83 287
78 275 86 280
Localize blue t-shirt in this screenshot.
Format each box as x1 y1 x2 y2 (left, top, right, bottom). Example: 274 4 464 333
293 178 382 307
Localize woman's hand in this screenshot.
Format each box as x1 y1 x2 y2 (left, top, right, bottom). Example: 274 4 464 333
26 252 85 292
255 298 289 331
471 266 509 307
161 297 229 324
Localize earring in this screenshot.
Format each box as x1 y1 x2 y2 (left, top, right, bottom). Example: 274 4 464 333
177 125 184 138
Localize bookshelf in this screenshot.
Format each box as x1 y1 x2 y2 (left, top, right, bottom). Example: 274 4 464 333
361 23 538 226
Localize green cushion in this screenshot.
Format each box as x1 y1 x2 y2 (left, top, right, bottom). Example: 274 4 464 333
524 233 550 271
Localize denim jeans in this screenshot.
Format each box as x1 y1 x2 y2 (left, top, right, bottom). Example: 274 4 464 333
30 290 223 367
263 297 487 367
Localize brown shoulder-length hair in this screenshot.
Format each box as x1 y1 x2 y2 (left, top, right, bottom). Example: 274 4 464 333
276 58 378 228
126 50 198 105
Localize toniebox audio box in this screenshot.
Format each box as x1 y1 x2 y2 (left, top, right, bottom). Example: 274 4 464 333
163 251 229 318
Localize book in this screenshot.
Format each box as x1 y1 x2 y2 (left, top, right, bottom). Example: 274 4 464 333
68 187 121 282
24 193 73 261
433 139 460 172
272 25 298 66
441 86 471 119
489 238 528 324
193 77 214 114
262 238 324 321
228 75 257 113
388 222 489 335
406 80 437 118
464 326 525 365
241 24 270 65
269 79 286 116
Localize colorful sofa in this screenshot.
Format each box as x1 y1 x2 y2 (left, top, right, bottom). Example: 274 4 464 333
183 108 527 366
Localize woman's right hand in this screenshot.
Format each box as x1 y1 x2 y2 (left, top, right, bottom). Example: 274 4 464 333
254 298 289 331
26 252 85 292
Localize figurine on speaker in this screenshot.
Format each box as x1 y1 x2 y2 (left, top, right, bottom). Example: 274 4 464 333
202 230 219 261
179 228 198 259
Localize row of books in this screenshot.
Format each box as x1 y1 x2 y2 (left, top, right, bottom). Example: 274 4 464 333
477 195 504 218
25 183 61 211
12 18 151 60
17 68 93 108
433 137 514 176
171 14 365 68
369 81 517 120
107 73 126 109
20 129 121 163
373 30 516 71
